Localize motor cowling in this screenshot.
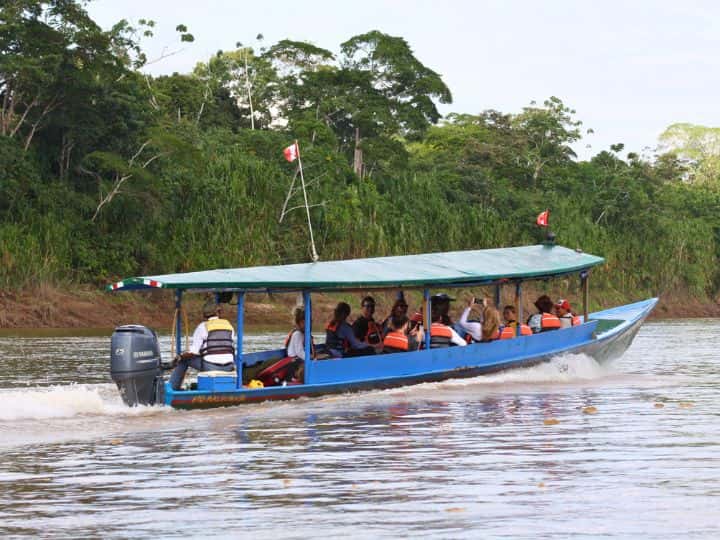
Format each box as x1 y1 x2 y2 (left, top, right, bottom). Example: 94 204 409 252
110 325 164 406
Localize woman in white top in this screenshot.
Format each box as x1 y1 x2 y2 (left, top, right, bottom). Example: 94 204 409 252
456 297 485 342
456 297 501 342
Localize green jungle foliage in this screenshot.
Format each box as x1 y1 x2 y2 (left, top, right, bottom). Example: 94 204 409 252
1 1 719 304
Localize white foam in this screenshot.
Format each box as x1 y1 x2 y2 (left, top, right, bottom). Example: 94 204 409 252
374 354 612 398
0 384 157 421
478 354 610 384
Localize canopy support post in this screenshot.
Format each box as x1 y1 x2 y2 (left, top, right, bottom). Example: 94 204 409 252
424 289 431 350
582 272 589 322
515 282 523 337
494 284 501 308
175 290 183 355
235 291 245 389
303 290 312 384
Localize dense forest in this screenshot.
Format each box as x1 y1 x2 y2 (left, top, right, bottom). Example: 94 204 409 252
2 1 719 306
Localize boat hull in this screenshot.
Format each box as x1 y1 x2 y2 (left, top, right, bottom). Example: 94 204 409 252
164 298 657 409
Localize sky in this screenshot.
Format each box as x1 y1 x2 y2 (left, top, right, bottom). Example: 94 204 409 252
88 0 720 160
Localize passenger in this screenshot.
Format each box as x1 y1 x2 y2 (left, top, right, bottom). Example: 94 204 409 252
456 297 483 342
352 296 382 347
430 305 467 348
555 299 582 328
408 311 424 332
431 293 454 325
527 295 562 334
499 305 532 339
326 302 375 357
455 297 501 342
503 305 517 327
169 301 236 390
283 306 313 382
257 307 312 386
481 306 501 342
382 314 423 353
381 298 409 337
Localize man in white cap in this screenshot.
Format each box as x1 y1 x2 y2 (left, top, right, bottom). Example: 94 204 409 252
169 300 236 390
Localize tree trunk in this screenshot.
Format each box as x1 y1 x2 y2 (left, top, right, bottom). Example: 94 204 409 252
353 127 363 177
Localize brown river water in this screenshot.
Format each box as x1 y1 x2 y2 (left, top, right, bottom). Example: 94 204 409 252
0 321 718 538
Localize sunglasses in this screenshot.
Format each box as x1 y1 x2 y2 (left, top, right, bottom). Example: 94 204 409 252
362 304 375 309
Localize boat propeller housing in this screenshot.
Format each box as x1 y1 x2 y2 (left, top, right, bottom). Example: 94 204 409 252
110 325 164 406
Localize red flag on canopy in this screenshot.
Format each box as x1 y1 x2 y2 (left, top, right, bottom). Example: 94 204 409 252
283 142 299 162
536 210 549 227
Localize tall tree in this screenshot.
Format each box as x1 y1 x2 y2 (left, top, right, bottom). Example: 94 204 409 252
0 1 138 152
512 96 583 185
658 123 720 184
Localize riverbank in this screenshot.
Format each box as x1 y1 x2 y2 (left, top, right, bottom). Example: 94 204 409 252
0 284 718 332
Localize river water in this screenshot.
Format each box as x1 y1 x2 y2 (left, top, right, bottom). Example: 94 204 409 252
0 321 718 538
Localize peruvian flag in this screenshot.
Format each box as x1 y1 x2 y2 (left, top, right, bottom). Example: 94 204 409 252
283 142 299 162
536 209 549 227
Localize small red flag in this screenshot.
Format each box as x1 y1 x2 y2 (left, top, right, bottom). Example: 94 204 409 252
536 210 549 227
283 142 299 162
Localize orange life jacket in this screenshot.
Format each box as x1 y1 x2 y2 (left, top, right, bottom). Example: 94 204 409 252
363 319 382 345
430 322 453 348
325 321 349 352
541 313 562 331
572 316 582 326
499 324 532 339
383 330 409 352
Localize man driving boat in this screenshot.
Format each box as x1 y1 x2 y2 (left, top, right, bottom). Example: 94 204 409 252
169 300 236 390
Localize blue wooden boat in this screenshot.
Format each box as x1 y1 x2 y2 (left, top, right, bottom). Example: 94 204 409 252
107 244 657 409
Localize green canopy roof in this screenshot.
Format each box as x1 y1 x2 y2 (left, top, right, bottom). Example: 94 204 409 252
108 244 603 292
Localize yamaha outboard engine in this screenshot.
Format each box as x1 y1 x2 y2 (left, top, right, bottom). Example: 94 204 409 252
110 325 165 406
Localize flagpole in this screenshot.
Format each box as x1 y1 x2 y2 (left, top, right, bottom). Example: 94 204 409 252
296 140 319 262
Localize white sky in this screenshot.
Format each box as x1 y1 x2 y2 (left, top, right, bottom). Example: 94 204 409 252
89 0 720 160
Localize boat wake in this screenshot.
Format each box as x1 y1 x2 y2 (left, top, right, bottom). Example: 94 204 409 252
0 355 611 423
475 353 611 385
382 354 616 396
0 383 159 421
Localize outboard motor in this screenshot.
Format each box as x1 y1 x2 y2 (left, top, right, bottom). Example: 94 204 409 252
110 325 165 406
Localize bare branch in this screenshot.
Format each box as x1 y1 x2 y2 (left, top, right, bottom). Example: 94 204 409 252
595 209 607 225
145 75 159 110
279 169 299 223
9 98 37 138
196 83 211 125
91 173 133 222
128 139 151 167
21 95 60 150
144 46 186 67
141 152 167 169
78 165 104 183
83 137 159 222
283 202 326 215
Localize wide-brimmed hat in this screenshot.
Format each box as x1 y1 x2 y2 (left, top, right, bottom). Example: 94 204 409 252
431 293 455 302
555 299 571 311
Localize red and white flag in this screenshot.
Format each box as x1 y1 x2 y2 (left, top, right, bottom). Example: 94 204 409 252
536 209 549 227
283 142 299 162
